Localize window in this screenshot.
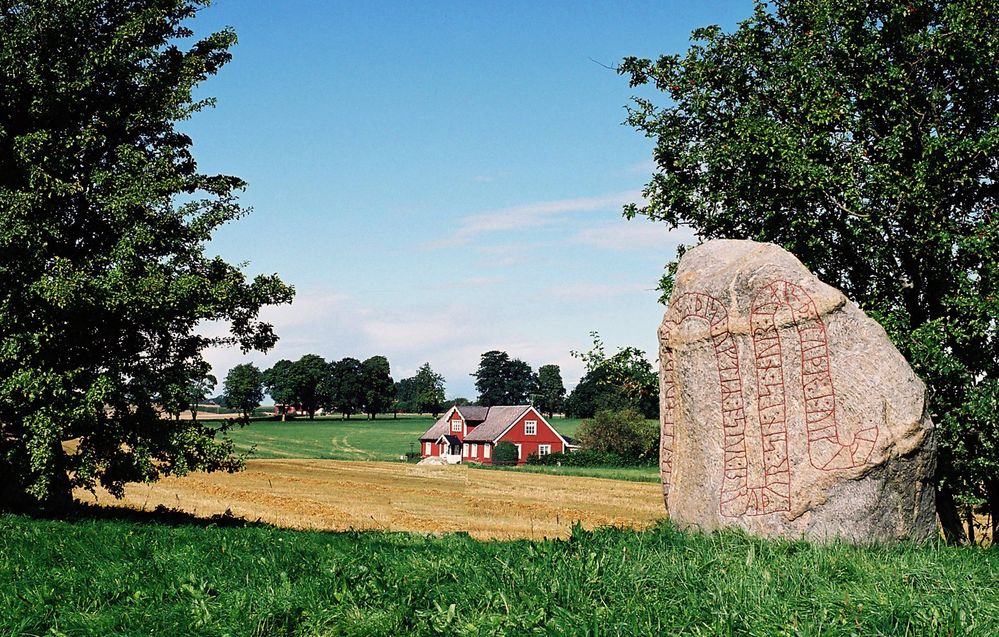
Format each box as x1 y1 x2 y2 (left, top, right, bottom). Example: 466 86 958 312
462 443 468 456
472 443 478 458
484 445 491 459
424 442 431 455
524 420 537 435
538 444 551 456
451 420 462 432
515 443 522 459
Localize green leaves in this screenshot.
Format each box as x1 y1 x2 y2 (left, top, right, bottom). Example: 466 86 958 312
0 1 292 507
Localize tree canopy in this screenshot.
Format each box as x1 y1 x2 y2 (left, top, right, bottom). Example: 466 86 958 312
535 364 567 418
361 356 396 420
620 0 999 541
472 350 537 406
329 357 365 420
0 0 293 509
567 333 658 419
413 363 446 417
222 363 264 420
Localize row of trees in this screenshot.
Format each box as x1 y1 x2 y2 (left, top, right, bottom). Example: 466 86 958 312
221 357 448 420
471 351 567 417
467 339 658 420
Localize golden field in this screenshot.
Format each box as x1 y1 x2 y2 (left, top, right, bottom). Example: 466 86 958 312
75 460 665 540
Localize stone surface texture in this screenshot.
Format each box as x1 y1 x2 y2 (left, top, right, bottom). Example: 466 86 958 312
658 239 936 542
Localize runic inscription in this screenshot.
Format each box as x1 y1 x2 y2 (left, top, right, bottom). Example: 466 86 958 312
660 281 878 518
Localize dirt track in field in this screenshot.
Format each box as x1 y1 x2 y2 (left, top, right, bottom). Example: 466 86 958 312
74 460 665 540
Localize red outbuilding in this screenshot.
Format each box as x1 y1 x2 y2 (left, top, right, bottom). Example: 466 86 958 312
418 405 573 465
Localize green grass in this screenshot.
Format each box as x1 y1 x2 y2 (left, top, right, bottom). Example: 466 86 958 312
2 510 996 636
219 415 436 461
470 463 660 483
217 415 586 462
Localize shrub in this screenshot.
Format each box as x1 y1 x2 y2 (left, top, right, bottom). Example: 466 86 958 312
576 409 658 463
526 449 655 468
492 442 519 466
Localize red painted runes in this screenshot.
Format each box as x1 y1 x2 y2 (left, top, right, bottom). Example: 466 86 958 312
661 282 878 518
750 280 878 472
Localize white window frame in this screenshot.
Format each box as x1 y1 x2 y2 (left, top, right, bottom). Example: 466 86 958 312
424 442 431 455
538 444 551 456
451 420 462 432
484 444 491 459
471 443 478 458
514 443 522 459
524 420 537 436
462 443 468 456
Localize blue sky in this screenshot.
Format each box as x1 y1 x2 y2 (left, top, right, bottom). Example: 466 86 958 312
192 0 753 399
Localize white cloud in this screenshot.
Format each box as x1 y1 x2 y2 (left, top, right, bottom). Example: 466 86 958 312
423 191 640 249
572 221 696 251
539 282 650 301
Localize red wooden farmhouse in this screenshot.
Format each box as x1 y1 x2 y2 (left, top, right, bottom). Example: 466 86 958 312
419 405 572 465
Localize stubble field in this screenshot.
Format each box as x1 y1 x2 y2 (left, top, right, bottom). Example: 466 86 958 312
75 459 664 540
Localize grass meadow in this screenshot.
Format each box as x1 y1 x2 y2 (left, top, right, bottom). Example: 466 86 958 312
3 510 996 636
220 415 590 462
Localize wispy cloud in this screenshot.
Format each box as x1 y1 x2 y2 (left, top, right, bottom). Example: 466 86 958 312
572 221 696 251
538 282 650 301
423 191 640 250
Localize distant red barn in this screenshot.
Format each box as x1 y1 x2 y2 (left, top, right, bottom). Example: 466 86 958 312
418 405 573 464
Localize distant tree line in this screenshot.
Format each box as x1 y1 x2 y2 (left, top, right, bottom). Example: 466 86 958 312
221 357 449 420
465 337 657 421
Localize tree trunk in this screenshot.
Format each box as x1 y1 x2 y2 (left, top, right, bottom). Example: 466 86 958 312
986 479 999 544
966 505 976 545
937 486 967 544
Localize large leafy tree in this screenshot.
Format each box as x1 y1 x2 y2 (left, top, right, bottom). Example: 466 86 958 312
262 359 296 419
329 357 365 420
568 333 658 419
0 0 293 509
535 364 567 418
472 350 537 406
361 355 395 420
222 363 264 420
620 0 998 541
413 363 446 418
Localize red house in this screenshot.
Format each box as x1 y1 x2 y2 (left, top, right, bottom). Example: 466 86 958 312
418 405 572 465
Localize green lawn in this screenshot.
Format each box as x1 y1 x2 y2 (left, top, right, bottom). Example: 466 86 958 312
220 415 436 461
2 511 995 636
218 415 587 462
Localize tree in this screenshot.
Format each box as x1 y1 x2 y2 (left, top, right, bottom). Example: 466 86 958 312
577 409 658 463
291 355 330 420
222 363 264 420
329 357 365 420
361 356 395 420
262 359 296 420
569 333 658 419
413 363 446 417
619 0 999 542
394 377 418 416
492 442 519 466
472 350 537 406
536 364 567 418
0 1 294 509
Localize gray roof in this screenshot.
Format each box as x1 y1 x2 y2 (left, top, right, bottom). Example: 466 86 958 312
455 405 489 423
419 405 567 444
418 409 454 441
463 405 534 442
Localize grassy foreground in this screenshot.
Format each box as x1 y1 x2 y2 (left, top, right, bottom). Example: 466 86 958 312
2 511 996 636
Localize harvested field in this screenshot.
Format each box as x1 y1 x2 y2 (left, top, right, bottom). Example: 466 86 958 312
74 460 665 540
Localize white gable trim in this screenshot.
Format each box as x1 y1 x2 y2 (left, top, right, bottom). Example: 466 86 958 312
490 406 570 447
